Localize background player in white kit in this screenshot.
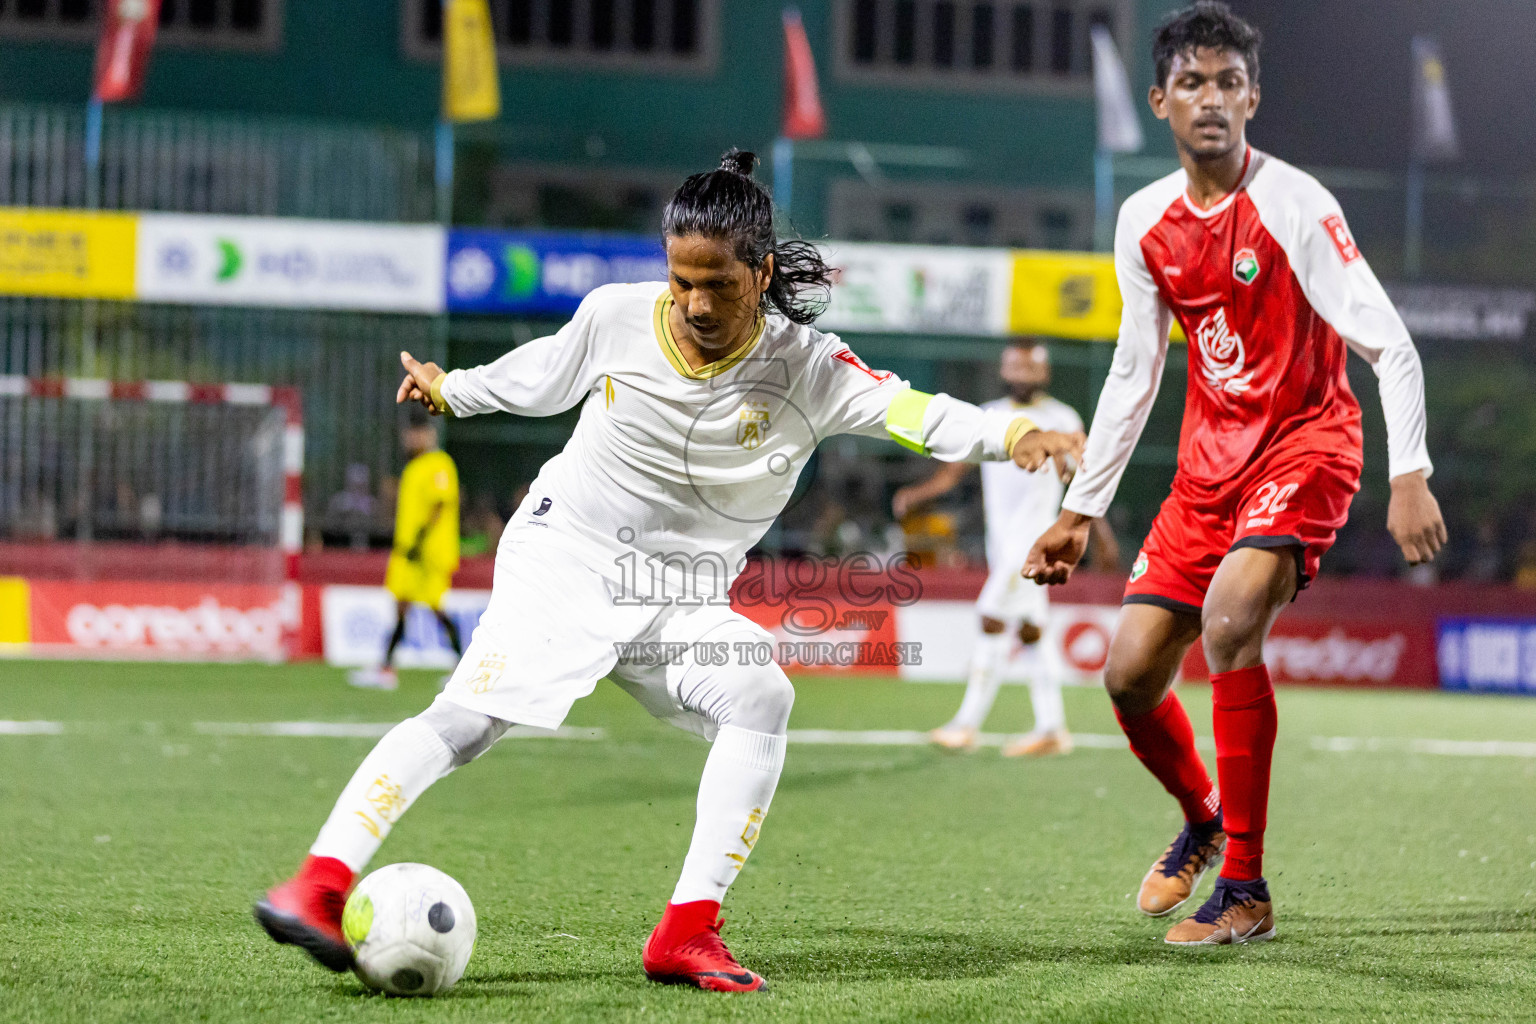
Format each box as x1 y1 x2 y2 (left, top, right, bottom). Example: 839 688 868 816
894 342 1117 756
252 150 1085 993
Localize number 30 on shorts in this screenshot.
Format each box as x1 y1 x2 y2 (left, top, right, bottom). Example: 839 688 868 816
1244 480 1299 529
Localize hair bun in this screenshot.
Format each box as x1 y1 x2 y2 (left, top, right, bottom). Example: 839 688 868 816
718 148 757 177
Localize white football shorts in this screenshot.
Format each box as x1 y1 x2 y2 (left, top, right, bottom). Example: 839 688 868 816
439 534 777 739
974 554 1049 624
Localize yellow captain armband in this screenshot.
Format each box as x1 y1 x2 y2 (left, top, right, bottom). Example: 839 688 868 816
428 372 454 417
885 387 935 455
1003 415 1039 456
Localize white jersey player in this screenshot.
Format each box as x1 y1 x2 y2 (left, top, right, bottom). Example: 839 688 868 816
893 343 1116 756
254 150 1085 993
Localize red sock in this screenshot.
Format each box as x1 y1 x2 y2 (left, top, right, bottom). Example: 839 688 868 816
1115 692 1219 826
296 854 355 895
650 900 721 946
1211 665 1277 881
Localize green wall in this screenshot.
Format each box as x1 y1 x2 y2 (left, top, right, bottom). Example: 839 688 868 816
0 1 1185 232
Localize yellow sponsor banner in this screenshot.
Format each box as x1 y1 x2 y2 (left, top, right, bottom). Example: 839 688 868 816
1008 249 1185 343
0 207 137 300
0 576 30 644
1009 249 1120 340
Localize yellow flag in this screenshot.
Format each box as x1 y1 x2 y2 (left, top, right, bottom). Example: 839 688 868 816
442 0 500 123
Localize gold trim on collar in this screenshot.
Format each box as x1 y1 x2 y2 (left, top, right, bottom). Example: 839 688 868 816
652 290 766 380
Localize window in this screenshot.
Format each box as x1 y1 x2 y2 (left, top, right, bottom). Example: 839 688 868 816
836 0 1126 90
828 179 1092 250
403 0 718 73
0 0 284 50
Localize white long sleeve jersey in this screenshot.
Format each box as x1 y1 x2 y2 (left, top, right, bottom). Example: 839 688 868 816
1063 149 1432 519
440 282 1022 601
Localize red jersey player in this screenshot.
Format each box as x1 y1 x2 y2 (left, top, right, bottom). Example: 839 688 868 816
1025 2 1446 946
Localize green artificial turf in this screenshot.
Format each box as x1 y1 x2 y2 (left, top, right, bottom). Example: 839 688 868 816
1 660 1533 1023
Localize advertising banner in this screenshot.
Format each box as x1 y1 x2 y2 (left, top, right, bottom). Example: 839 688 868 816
1008 250 1122 340
136 214 446 313
894 601 1122 684
27 580 299 660
1437 618 1536 694
321 585 489 668
445 229 667 315
0 208 138 300
735 595 905 675
1182 617 1437 689
819 242 1014 337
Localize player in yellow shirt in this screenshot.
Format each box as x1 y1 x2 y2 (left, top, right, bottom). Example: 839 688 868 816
350 408 462 689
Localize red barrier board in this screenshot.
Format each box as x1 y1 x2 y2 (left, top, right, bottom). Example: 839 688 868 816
1181 616 1438 689
28 580 301 660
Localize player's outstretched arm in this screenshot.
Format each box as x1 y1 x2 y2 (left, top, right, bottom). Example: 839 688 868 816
1010 428 1086 478
1023 510 1093 586
1387 469 1447 565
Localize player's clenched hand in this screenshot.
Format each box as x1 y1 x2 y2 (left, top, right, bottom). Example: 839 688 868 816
1011 429 1086 479
397 350 445 414
1023 511 1093 586
1387 470 1447 565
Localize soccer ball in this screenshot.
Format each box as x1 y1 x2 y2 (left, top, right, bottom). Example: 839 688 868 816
342 863 477 996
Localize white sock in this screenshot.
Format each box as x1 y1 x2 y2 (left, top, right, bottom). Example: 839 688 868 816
310 717 455 873
950 631 1012 730
1021 644 1067 734
670 725 786 905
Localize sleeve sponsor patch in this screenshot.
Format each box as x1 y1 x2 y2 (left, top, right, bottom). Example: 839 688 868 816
1320 213 1362 265
831 348 893 381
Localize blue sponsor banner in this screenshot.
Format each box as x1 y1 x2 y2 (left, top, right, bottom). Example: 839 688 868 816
445 228 666 315
1437 617 1536 694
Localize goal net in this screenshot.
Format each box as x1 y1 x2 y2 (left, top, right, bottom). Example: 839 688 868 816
0 376 302 571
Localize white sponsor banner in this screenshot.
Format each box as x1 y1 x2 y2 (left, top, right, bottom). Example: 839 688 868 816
895 600 1124 684
819 242 1013 337
136 214 446 313
322 585 489 668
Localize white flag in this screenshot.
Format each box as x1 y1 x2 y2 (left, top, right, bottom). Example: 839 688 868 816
1412 36 1458 163
1091 24 1143 155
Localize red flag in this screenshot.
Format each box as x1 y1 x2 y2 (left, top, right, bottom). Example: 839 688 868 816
781 9 826 140
93 0 162 103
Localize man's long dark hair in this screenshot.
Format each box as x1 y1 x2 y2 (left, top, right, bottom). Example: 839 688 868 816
661 148 833 326
1153 1 1261 86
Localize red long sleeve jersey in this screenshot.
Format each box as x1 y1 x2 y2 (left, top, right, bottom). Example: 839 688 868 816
1064 149 1432 518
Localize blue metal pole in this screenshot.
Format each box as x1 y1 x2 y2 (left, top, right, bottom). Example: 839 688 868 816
435 118 455 226
772 136 794 220
1093 148 1114 252
85 97 104 209
1404 159 1425 278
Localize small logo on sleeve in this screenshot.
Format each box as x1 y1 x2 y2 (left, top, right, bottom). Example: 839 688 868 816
533 497 552 516
831 348 893 382
1320 213 1362 265
1232 248 1260 285
1130 551 1149 582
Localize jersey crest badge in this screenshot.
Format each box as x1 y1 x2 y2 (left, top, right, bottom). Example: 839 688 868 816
1193 308 1254 396
736 401 771 450
1233 248 1260 285
1320 213 1362 265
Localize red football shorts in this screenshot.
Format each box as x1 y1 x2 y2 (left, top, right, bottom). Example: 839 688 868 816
1123 451 1361 615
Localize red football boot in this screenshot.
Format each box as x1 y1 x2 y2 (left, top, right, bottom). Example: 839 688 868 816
643 900 769 993
253 855 356 972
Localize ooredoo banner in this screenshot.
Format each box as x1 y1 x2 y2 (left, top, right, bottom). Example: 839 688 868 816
27 580 300 660
136 214 446 313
